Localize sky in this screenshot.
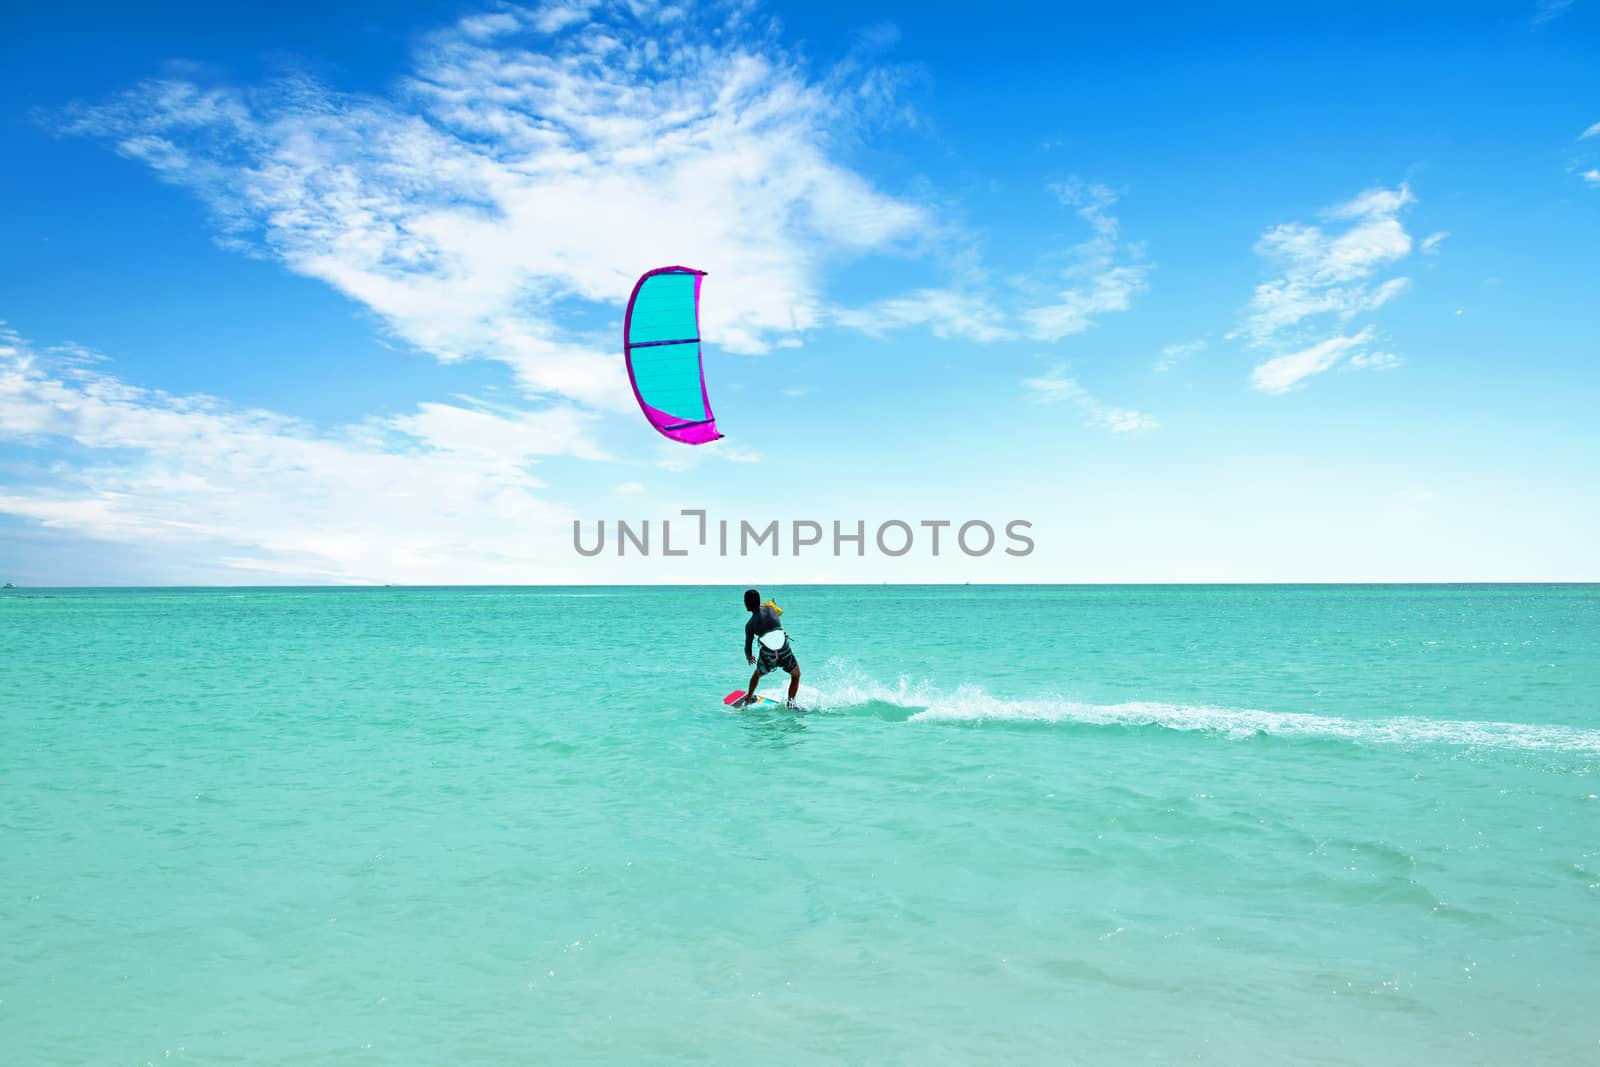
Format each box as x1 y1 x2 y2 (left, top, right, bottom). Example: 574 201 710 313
1 0 1596 584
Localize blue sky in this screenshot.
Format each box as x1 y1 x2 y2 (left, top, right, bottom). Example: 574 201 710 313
1 0 1596 584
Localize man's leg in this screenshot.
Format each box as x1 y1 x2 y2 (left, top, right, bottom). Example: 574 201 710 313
743 667 762 706
786 665 801 705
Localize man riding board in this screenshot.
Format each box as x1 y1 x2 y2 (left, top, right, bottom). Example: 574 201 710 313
740 588 801 707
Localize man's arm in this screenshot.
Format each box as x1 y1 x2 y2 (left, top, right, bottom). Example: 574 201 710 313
744 617 755 661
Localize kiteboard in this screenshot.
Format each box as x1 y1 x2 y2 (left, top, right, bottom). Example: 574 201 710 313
724 690 792 710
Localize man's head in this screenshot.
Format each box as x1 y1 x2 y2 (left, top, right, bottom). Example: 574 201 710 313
743 588 761 611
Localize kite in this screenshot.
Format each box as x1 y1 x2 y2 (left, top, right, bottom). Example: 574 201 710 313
623 265 723 444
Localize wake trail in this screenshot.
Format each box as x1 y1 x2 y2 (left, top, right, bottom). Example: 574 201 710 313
801 665 1600 756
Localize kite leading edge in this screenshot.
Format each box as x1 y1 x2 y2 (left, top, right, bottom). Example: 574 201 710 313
623 265 723 444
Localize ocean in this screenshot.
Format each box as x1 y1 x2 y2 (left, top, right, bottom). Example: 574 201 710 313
3 584 1597 1063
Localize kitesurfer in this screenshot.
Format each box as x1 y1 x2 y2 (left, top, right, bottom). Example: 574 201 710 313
740 588 801 707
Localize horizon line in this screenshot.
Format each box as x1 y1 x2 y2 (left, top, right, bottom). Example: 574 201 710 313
5 580 1598 590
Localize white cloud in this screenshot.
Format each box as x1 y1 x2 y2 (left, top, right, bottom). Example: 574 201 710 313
831 287 1012 342
614 481 644 494
456 10 524 38
528 0 599 34
0 327 589 582
1021 364 1157 432
1023 179 1151 342
1238 183 1418 348
1572 123 1600 189
1237 184 1428 394
648 434 760 471
389 399 611 462
1533 0 1575 25
1348 350 1403 371
1024 267 1147 342
653 445 697 473
1154 339 1206 372
55 0 931 414
1250 327 1376 394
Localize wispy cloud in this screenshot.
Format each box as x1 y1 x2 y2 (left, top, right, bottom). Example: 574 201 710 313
1250 328 1377 394
1237 184 1426 394
831 288 1012 342
1572 123 1600 187
1347 350 1403 371
389 400 612 463
1021 364 1157 432
1237 184 1418 349
1154 339 1206 372
648 435 761 472
1532 0 1576 25
0 326 587 582
53 0 930 418
1023 180 1150 342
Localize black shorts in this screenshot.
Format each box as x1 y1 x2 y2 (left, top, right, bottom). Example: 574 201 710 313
756 638 799 676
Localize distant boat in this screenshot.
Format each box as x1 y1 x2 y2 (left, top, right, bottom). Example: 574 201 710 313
2 582 13 589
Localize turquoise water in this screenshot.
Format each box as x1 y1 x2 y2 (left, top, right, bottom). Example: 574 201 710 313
4 585 1598 1063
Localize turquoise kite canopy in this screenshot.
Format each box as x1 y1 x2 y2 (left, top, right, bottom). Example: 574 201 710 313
623 266 723 445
